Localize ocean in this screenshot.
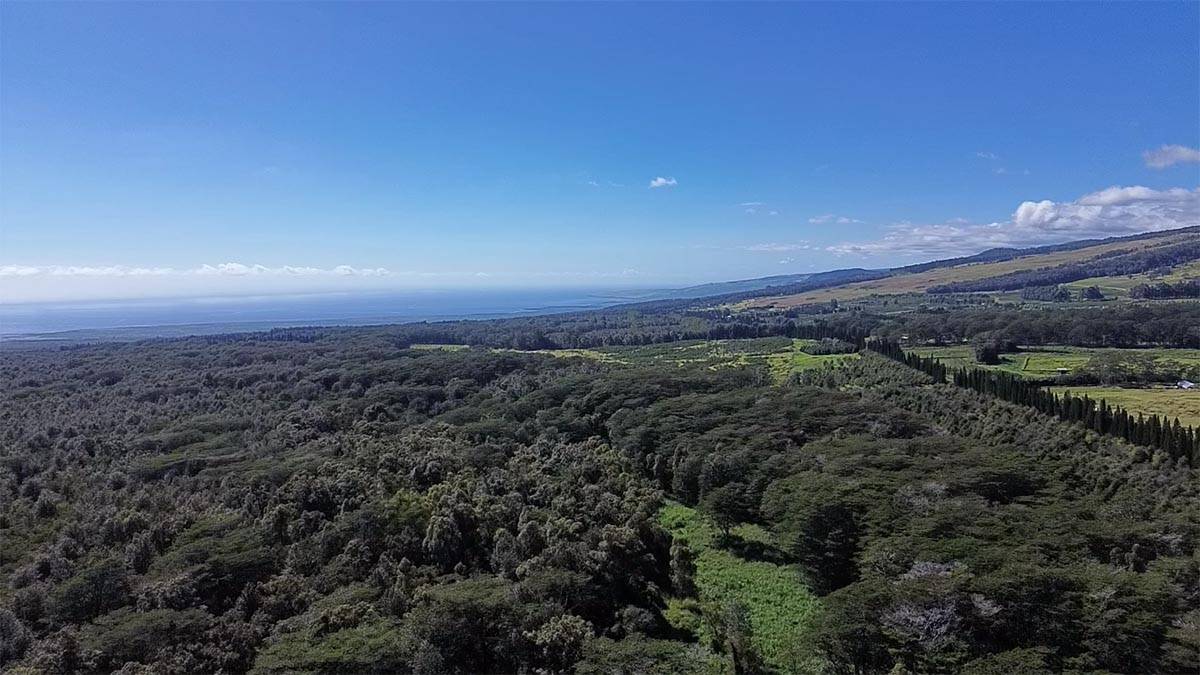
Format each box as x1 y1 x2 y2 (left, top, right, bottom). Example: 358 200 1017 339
0 288 655 341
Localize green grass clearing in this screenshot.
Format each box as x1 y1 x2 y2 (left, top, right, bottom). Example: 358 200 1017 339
908 344 1200 379
501 338 855 383
1062 260 1200 298
1049 385 1200 428
408 343 471 351
765 339 859 384
659 502 819 672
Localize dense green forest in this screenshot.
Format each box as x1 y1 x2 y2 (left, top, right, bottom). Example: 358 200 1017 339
2 297 1198 673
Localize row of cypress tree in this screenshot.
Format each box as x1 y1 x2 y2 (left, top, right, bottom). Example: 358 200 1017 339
866 338 1197 466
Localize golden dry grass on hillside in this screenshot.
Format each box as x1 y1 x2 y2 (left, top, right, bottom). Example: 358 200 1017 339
740 231 1197 309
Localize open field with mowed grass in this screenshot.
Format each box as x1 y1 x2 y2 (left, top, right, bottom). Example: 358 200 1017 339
1049 386 1200 428
659 502 819 672
908 344 1200 379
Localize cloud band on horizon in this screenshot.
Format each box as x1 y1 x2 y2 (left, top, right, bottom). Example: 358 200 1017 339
0 263 392 278
826 185 1199 257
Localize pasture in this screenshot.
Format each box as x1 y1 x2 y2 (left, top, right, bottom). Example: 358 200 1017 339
909 344 1200 380
659 502 819 672
1063 259 1200 298
507 338 857 382
1049 385 1200 428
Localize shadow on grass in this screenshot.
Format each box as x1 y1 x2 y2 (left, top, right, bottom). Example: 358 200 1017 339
713 532 791 565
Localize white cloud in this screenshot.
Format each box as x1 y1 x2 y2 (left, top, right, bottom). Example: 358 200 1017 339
975 151 999 160
808 213 862 225
739 201 764 207
743 242 811 252
648 176 677 188
0 263 392 278
1143 144 1200 169
827 185 1199 257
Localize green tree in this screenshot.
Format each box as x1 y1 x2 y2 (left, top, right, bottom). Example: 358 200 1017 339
705 600 763 674
699 483 753 539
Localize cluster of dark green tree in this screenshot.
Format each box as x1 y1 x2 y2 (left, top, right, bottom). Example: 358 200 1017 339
1130 279 1200 299
785 355 1197 672
875 302 1200 348
225 309 871 353
1065 350 1200 386
869 339 1198 465
1 321 1196 673
0 340 724 674
1018 285 1073 302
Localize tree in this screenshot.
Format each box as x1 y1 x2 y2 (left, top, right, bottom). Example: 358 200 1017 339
974 342 1002 365
669 541 698 597
763 474 862 595
50 558 130 624
699 483 753 539
526 614 593 671
705 600 763 674
490 529 520 579
0 609 30 666
1081 286 1105 301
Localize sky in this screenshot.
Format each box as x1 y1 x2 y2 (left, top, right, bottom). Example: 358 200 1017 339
1 2 1198 303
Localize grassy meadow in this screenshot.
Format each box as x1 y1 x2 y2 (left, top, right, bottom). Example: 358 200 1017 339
1062 259 1200 298
908 344 1200 379
500 338 857 383
659 502 819 672
1049 385 1200 427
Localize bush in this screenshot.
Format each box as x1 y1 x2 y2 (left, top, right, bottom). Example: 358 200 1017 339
50 559 130 624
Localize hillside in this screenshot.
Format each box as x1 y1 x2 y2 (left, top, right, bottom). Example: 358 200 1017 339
738 226 1199 308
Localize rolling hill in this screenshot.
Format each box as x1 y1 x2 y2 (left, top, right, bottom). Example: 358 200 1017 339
737 226 1199 308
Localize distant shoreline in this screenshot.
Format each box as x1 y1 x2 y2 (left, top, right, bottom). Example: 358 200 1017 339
0 288 664 346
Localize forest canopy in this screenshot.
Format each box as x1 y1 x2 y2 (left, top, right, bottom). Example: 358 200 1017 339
1 303 1197 673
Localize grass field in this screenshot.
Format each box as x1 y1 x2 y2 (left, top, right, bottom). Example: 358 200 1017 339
408 343 471 351
1049 386 1200 427
659 502 819 672
765 339 859 384
908 345 1093 378
1062 260 1200 298
908 344 1200 379
504 338 856 383
739 231 1198 308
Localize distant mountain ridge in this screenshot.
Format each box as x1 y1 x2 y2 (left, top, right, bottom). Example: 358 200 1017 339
637 226 1199 308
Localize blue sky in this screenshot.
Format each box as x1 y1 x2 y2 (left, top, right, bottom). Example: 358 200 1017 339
2 2 1198 302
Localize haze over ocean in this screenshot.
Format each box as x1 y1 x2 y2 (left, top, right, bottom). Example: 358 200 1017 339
0 288 639 337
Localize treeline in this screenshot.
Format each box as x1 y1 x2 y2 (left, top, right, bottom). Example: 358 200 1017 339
1018 284 1073 302
247 312 873 352
876 302 1200 348
869 339 1198 465
927 238 1200 294
1130 278 1200 299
